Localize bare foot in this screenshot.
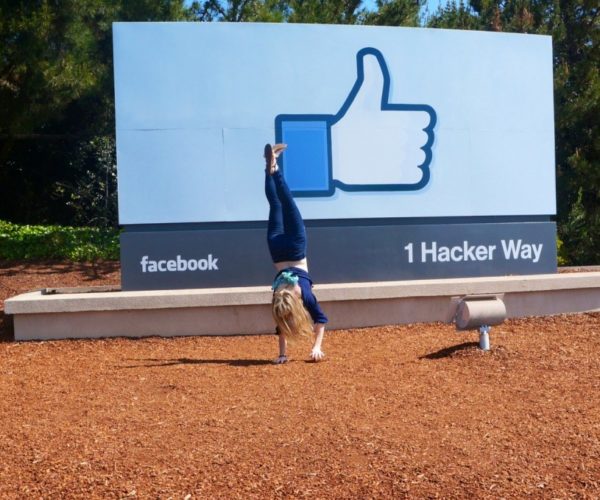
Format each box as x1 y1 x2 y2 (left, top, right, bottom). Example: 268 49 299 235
264 144 274 173
264 143 287 175
272 143 287 157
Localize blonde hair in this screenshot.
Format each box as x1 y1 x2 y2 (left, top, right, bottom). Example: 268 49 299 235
272 287 313 343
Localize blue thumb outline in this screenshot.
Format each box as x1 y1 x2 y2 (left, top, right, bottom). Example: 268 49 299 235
275 47 437 197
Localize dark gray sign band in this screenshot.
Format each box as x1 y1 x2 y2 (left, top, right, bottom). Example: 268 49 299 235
120 221 557 291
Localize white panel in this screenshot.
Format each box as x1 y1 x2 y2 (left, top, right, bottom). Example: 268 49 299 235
113 23 556 224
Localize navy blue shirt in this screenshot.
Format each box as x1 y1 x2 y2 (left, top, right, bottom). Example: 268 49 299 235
274 267 328 324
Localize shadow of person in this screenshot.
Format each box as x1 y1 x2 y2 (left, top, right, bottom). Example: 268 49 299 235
121 357 274 368
0 312 14 342
419 342 479 360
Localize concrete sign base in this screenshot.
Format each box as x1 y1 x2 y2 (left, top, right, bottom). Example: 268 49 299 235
5 272 599 341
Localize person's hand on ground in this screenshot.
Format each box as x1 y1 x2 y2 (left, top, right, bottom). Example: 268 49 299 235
310 347 325 362
273 355 288 364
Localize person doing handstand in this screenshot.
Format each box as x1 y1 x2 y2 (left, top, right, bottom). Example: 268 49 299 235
264 143 327 364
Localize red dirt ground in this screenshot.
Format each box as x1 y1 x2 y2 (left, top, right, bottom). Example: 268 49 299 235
1 261 599 498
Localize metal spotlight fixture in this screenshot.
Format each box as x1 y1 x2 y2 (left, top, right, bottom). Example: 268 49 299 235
455 295 507 351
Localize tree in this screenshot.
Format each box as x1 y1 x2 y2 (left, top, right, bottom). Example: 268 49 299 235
426 0 481 29
190 0 369 23
0 0 191 227
287 0 365 24
364 0 423 27
189 0 287 21
551 0 599 264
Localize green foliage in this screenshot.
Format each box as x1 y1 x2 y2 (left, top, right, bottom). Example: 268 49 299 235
191 0 418 25
552 1 599 265
190 0 369 23
60 136 118 228
0 220 119 261
558 187 599 265
0 1 190 227
287 0 365 24
426 0 480 29
0 1 103 136
365 0 423 27
556 237 567 266
190 0 289 21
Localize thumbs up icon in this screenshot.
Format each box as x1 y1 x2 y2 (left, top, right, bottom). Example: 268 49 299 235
275 48 437 197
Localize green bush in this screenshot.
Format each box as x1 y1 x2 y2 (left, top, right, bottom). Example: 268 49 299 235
556 237 568 267
0 220 119 261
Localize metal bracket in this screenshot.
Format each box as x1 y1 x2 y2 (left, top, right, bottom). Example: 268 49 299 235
479 325 491 351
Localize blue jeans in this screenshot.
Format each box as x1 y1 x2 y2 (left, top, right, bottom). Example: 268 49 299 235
265 170 307 263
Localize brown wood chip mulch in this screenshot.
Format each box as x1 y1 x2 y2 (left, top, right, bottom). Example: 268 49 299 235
1 260 599 498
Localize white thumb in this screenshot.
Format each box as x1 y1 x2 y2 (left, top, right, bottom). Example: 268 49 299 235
347 49 388 113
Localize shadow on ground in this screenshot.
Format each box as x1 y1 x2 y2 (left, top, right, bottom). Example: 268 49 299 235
122 358 274 368
420 342 480 360
0 312 14 342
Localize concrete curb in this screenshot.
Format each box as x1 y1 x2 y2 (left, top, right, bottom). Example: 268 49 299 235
5 272 600 341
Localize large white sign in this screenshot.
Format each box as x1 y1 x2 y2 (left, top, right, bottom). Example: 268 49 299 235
113 22 555 224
